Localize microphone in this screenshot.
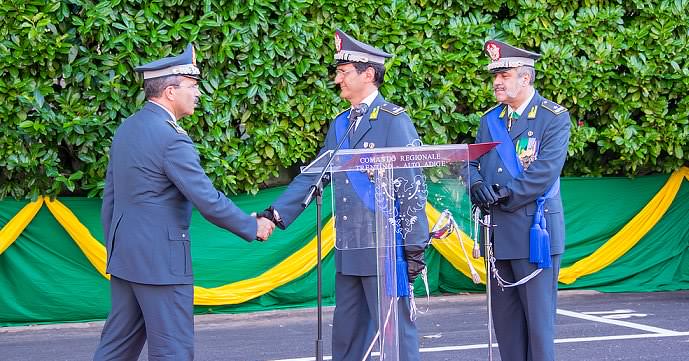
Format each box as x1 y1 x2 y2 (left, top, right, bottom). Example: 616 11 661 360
349 103 369 121
301 102 369 208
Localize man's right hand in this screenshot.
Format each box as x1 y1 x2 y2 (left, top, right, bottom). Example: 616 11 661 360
256 206 286 230
470 181 498 210
256 217 275 241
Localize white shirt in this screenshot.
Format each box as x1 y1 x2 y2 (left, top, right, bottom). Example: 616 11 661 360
352 89 379 130
148 100 177 122
507 88 536 118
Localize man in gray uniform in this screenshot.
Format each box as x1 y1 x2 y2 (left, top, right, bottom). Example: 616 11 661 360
260 29 429 361
93 43 275 361
469 40 571 361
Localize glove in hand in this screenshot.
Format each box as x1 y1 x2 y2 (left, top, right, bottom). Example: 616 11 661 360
405 248 426 283
256 206 286 230
470 181 498 211
492 184 511 204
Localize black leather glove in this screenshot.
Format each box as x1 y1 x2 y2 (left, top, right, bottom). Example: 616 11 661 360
405 248 426 283
492 184 511 204
256 206 286 230
470 181 498 210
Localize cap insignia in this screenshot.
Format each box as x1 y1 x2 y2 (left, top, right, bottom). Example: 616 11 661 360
486 43 501 61
335 32 343 52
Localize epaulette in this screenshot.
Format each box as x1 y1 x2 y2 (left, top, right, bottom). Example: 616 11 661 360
541 99 567 115
482 103 502 116
166 119 188 135
380 102 405 116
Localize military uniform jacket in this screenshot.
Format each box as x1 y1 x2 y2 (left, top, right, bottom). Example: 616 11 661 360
272 95 429 276
101 102 257 285
469 91 571 260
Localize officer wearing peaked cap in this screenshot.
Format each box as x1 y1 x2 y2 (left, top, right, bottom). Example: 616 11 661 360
469 39 570 361
135 43 201 80
259 29 429 361
93 44 275 361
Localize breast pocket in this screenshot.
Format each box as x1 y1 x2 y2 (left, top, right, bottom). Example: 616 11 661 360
168 228 191 276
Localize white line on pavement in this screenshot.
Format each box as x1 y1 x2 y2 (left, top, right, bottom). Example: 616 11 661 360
268 331 689 361
581 309 636 315
556 308 683 335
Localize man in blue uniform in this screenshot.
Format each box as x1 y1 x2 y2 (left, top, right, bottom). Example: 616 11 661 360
93 44 275 361
260 29 429 361
469 40 571 361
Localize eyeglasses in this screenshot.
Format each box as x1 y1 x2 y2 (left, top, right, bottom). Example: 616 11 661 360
334 68 358 78
171 83 199 90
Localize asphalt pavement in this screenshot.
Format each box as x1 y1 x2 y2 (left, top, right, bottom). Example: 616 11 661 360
2 290 688 360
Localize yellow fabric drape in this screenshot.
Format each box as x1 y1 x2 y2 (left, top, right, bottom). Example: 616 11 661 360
45 197 110 279
559 167 689 284
425 204 487 284
0 197 43 255
42 197 335 303
194 221 335 305
2 167 686 304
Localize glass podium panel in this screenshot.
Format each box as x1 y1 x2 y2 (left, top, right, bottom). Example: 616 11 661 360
300 143 496 361
300 143 496 251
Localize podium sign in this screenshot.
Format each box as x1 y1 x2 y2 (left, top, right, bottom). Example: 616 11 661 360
301 143 495 360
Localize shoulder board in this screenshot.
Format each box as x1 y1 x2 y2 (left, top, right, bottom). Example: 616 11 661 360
380 102 405 116
541 99 567 115
482 103 502 116
166 119 188 135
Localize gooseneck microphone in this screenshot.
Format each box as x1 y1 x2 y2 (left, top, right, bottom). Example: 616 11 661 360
349 103 369 122
301 102 369 208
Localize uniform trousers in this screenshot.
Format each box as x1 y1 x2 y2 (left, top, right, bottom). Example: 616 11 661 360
490 255 561 361
332 272 420 361
93 276 194 361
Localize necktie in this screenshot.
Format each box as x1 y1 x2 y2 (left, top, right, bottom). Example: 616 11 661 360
508 111 519 131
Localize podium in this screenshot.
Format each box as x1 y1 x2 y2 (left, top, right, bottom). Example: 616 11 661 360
302 142 496 360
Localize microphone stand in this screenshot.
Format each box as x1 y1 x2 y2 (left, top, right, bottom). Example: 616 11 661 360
482 209 494 361
301 105 365 361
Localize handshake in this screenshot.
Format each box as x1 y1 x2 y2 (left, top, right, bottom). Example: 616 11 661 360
253 206 286 242
470 182 511 212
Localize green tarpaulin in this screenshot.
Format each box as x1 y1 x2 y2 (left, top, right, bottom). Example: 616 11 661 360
1 175 688 326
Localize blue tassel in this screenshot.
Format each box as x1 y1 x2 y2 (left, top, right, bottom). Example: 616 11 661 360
529 197 552 269
384 239 410 297
538 215 552 269
529 223 543 265
396 244 410 297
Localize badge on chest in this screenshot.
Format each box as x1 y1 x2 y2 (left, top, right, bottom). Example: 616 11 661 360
516 136 538 169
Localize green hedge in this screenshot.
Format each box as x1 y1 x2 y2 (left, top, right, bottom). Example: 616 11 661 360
1 0 688 199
